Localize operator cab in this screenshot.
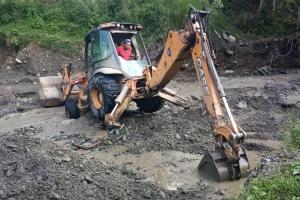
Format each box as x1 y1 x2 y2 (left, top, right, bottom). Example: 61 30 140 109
84 22 151 79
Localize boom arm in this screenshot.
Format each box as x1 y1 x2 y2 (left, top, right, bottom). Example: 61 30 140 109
147 11 232 131
147 30 190 90
145 8 249 181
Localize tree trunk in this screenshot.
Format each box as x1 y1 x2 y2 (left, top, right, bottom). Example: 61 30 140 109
297 7 300 28
271 0 276 15
258 0 275 15
258 0 266 13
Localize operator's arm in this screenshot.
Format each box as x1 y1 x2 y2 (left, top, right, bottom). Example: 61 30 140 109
117 46 136 60
128 47 137 60
116 46 123 56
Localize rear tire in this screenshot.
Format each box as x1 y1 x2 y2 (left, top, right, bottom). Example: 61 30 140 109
65 99 80 119
88 73 121 120
135 96 164 113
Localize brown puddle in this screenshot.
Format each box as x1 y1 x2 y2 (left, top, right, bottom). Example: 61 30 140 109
81 146 262 197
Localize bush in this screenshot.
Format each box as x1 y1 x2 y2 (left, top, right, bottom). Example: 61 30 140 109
236 121 300 200
284 122 300 150
237 164 300 200
0 0 235 52
223 0 299 36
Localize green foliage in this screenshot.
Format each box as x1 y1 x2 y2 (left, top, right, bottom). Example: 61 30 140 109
223 0 299 36
236 164 300 200
1 0 298 53
0 0 234 53
236 120 300 200
283 121 300 150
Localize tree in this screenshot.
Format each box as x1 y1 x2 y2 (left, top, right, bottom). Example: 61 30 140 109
258 0 276 15
297 7 300 27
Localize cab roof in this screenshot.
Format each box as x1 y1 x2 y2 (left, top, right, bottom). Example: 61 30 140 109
99 22 143 31
85 22 143 42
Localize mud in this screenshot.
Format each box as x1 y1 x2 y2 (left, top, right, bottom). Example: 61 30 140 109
0 43 84 118
0 130 196 200
1 43 300 199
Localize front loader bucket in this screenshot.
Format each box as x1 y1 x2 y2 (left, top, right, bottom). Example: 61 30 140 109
198 147 250 182
38 76 63 107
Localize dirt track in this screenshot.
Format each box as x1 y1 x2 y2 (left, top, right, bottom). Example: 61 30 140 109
0 43 300 199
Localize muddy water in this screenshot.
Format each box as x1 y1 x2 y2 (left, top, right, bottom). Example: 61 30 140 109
81 145 261 197
0 107 278 197
90 149 201 191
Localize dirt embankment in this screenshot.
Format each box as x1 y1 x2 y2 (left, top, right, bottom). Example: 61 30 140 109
0 43 84 118
215 37 300 76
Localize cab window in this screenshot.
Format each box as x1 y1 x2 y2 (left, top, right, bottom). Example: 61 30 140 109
90 30 119 70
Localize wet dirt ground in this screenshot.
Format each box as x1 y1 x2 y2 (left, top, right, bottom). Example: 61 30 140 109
0 43 300 199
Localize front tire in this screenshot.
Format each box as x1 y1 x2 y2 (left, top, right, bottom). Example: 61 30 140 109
65 99 80 119
88 73 121 120
135 96 164 113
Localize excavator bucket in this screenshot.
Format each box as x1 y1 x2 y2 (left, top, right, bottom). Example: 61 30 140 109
198 147 250 182
38 76 64 107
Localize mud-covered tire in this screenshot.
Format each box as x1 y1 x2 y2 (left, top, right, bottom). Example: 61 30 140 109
88 73 121 120
135 96 164 113
65 99 80 119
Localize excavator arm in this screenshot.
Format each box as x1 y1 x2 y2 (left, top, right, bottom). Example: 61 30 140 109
100 8 249 181
145 8 249 181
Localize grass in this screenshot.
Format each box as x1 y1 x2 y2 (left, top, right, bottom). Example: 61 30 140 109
283 121 300 151
236 121 300 200
236 164 300 200
0 20 84 54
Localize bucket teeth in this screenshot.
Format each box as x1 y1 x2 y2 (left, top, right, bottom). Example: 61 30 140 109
198 147 250 182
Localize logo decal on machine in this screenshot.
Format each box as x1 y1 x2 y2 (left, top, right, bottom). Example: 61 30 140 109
196 57 209 96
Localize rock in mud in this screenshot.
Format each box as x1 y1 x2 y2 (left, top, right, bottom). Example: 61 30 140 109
53 157 62 164
175 133 182 140
0 189 7 199
258 66 272 76
236 101 248 109
160 191 167 199
15 58 22 64
6 144 18 149
120 164 136 176
164 104 171 109
83 174 93 184
261 157 271 164
191 95 200 101
62 119 74 125
280 94 300 107
62 155 72 162
143 189 152 199
199 181 209 189
225 70 235 74
217 189 225 195
50 192 61 199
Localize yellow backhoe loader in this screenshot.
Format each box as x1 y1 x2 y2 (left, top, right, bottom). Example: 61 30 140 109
39 8 249 182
